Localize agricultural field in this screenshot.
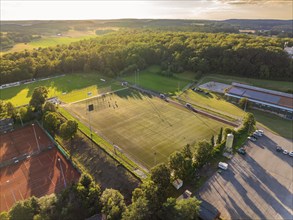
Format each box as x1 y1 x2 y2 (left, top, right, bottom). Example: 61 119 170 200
1 35 96 55
122 66 193 94
1 73 121 106
179 89 246 120
64 89 230 170
200 74 293 93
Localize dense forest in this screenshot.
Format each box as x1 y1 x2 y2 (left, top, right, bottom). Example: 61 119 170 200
1 31 292 84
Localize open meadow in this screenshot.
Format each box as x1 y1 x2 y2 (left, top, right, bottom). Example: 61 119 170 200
64 89 230 169
1 74 121 106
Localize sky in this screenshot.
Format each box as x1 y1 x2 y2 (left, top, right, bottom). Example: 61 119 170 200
1 0 292 21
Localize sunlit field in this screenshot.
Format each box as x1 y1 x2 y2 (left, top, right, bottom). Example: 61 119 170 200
1 74 121 106
64 89 230 169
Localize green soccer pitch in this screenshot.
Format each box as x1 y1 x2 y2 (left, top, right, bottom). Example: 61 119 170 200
64 89 231 170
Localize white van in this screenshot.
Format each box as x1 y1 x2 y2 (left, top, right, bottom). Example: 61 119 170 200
218 162 228 170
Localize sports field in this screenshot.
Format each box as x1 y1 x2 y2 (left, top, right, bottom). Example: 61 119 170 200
122 66 192 94
0 125 80 211
1 74 121 106
64 89 230 169
0 124 52 164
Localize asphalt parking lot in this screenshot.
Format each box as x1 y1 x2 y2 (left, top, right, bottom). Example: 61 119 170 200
197 128 293 220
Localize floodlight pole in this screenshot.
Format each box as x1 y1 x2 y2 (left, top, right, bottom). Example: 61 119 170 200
32 123 40 152
58 158 67 188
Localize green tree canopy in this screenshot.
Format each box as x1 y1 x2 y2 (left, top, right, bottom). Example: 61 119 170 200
43 112 61 135
238 97 251 110
100 189 126 220
60 120 78 140
29 86 48 111
150 163 171 195
193 141 213 168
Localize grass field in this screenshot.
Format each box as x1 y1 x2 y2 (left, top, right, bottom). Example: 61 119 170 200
1 73 121 106
179 89 246 120
122 66 192 94
1 35 96 55
250 109 293 139
64 89 230 169
200 74 293 93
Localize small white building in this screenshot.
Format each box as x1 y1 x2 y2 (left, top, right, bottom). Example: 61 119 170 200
172 179 183 190
284 46 293 59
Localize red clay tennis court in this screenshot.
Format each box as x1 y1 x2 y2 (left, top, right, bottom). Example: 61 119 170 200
0 124 53 163
0 125 80 212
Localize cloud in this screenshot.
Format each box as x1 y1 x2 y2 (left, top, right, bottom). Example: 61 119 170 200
218 0 292 4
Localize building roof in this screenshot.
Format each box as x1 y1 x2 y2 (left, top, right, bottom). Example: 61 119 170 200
226 83 293 111
172 179 183 189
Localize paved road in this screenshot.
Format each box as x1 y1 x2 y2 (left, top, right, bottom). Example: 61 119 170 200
198 128 293 220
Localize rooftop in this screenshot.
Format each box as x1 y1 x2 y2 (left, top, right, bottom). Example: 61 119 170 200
226 83 293 110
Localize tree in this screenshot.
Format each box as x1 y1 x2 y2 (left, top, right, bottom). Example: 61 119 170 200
43 101 56 113
122 197 150 220
9 197 40 220
60 120 78 141
210 135 215 147
54 174 101 220
0 211 9 220
43 112 61 135
182 144 192 159
150 163 170 193
238 97 250 111
29 86 48 111
243 113 256 133
169 151 185 179
174 197 201 220
216 127 223 144
6 102 15 118
100 189 126 220
193 141 213 168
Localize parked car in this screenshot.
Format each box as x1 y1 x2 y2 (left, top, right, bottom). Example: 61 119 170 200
289 152 293 157
276 146 282 152
256 129 264 134
253 131 262 137
252 134 258 139
248 136 256 142
283 150 288 155
237 148 246 155
218 162 228 170
185 103 192 108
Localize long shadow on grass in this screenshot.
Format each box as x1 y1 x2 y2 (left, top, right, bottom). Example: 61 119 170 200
115 89 145 100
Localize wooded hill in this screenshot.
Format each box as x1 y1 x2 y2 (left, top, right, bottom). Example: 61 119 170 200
1 31 292 84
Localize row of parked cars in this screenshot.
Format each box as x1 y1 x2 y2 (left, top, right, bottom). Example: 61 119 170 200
276 146 293 157
248 129 264 142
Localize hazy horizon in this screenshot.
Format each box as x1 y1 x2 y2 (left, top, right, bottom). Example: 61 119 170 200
1 0 292 21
